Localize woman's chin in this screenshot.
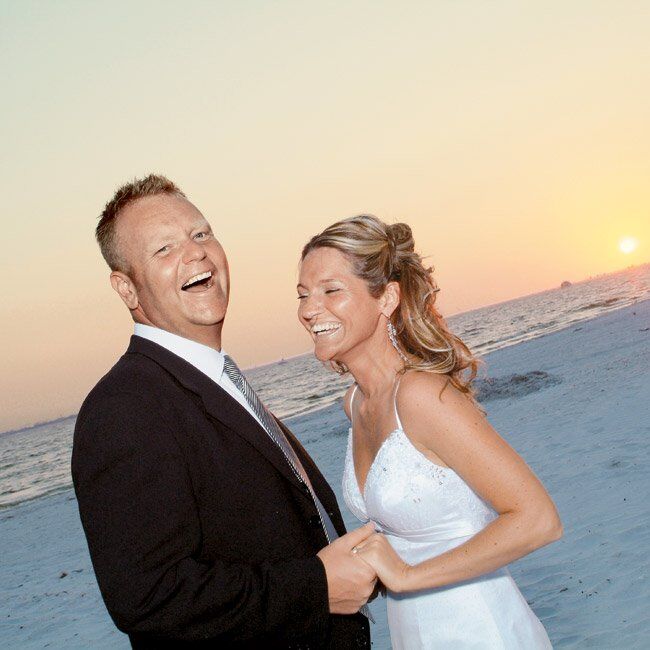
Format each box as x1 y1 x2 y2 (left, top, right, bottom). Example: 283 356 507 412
314 344 338 364
314 349 332 362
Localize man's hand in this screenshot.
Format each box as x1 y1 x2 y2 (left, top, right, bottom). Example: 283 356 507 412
317 522 378 614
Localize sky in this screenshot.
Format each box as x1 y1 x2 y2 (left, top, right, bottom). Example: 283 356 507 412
1 1 648 431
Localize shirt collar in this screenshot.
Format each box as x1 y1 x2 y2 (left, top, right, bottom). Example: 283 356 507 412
133 323 225 384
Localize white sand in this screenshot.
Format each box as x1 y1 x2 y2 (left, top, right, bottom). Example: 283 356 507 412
2 301 648 648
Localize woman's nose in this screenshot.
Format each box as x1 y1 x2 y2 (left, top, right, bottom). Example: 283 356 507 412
299 295 322 321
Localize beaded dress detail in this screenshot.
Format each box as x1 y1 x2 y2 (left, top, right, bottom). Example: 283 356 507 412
342 382 552 649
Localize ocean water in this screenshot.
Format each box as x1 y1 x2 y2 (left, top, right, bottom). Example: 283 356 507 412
1 263 648 511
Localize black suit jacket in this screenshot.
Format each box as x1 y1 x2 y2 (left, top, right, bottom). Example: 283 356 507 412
71 336 370 649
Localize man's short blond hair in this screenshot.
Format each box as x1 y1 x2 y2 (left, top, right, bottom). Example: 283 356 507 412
96 174 186 271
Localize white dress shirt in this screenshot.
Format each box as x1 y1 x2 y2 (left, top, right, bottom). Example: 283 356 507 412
133 324 265 429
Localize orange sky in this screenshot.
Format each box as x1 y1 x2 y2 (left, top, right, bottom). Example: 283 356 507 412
1 1 648 431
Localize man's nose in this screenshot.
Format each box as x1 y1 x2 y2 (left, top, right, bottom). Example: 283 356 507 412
182 238 207 264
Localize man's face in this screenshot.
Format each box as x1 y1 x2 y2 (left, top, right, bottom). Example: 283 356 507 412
111 194 230 345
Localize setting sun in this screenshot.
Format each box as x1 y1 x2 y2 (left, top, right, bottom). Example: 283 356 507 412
619 237 638 254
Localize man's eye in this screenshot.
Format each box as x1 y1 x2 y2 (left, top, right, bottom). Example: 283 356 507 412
297 295 307 300
156 245 170 254
195 231 210 240
325 288 340 294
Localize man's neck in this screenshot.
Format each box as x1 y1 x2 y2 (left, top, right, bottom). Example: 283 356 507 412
134 322 223 352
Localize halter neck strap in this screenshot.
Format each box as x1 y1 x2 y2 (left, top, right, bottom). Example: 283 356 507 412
392 373 405 431
349 383 359 426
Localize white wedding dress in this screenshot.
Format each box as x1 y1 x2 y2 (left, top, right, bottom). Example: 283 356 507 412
342 385 552 649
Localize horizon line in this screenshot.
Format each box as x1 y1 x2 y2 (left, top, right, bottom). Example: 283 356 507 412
2 259 647 436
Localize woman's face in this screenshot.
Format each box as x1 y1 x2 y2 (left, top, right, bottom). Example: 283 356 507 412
297 247 385 364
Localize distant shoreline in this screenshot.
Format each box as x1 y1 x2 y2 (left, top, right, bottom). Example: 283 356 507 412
0 414 77 438
2 279 648 437
444 260 649 319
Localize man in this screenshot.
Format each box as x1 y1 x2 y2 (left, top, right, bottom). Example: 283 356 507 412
71 175 375 648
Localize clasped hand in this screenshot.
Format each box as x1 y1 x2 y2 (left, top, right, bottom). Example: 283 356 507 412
317 522 379 614
318 522 412 615
351 527 412 594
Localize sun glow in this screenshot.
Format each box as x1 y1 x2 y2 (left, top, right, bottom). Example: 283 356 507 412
619 237 638 255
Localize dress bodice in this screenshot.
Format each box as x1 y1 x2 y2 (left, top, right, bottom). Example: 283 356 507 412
342 385 496 545
341 382 552 649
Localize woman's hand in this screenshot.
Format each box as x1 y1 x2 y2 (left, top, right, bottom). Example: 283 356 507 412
353 533 412 593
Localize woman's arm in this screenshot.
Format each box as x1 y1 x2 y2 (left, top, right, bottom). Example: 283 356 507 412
355 372 562 593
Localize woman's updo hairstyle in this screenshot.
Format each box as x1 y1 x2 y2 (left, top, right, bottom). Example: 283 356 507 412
301 214 479 396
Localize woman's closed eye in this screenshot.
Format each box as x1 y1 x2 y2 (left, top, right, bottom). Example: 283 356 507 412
297 287 342 299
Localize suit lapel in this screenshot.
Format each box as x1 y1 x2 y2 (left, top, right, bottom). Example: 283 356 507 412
127 336 305 492
274 416 339 517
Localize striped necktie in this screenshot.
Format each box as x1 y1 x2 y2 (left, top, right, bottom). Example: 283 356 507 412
223 355 339 542
223 356 373 621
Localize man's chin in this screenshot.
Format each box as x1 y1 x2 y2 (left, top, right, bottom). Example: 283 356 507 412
184 305 227 326
190 317 226 331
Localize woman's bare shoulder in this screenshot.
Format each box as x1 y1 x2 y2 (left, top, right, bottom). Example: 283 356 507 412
397 370 483 434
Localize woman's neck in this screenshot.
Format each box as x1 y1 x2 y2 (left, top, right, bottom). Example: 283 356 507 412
345 341 404 399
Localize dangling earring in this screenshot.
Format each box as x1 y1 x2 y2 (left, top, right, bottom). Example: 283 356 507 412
387 321 409 363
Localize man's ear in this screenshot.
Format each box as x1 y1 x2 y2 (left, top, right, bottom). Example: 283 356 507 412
380 281 400 318
110 271 139 311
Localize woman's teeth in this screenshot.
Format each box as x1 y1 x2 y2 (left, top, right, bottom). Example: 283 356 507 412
312 322 341 336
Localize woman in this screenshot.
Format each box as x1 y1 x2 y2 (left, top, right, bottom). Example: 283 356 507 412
297 215 562 649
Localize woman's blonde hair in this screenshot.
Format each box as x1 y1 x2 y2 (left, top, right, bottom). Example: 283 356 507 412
301 214 480 397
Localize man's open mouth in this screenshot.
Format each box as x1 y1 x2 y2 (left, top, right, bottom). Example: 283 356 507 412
181 271 213 292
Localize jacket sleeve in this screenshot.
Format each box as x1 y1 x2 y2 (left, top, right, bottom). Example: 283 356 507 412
71 390 330 642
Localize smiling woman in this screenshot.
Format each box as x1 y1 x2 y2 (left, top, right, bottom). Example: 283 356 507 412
298 216 478 393
296 214 560 649
297 245 386 368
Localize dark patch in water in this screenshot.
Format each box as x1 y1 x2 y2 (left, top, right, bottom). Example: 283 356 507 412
576 297 620 311
475 371 562 402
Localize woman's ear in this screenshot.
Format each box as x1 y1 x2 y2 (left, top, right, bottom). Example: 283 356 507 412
380 281 400 318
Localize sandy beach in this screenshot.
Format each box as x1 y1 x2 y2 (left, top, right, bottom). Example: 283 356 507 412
2 300 649 648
